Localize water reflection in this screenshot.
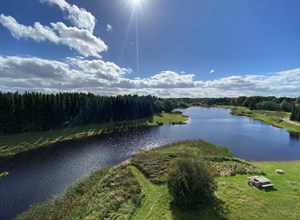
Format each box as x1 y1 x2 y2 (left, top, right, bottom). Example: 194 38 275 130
290 132 300 140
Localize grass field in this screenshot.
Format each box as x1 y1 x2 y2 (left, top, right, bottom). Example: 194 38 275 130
222 106 300 134
0 112 188 159
218 161 300 219
17 140 299 220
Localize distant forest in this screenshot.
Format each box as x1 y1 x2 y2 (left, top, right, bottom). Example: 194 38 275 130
169 96 300 122
0 92 162 134
1 93 299 135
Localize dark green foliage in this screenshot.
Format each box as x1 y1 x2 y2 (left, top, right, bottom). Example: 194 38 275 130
290 106 300 121
167 158 217 209
162 99 174 113
0 92 162 134
169 96 297 112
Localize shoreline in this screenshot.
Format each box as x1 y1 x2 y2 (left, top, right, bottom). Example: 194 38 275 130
220 105 300 134
0 112 188 161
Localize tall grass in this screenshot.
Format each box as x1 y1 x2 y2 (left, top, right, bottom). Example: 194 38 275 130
17 164 143 220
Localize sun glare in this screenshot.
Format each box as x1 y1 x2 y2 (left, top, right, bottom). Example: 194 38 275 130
129 0 142 8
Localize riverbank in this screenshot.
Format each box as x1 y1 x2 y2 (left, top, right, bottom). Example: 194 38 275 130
17 140 300 220
0 112 188 160
221 106 300 134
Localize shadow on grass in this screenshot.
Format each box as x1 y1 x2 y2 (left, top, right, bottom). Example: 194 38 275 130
263 187 278 192
170 197 228 220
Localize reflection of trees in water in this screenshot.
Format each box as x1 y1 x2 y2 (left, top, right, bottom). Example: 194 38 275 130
289 133 300 147
289 133 300 140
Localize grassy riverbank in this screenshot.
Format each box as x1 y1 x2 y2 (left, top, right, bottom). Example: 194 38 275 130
18 140 300 220
222 106 300 134
0 112 188 160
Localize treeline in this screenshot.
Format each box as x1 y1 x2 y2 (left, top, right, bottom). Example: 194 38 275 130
168 96 300 121
0 92 162 134
291 106 300 121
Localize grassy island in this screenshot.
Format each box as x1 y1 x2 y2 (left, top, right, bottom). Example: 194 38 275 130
17 140 300 220
0 112 188 160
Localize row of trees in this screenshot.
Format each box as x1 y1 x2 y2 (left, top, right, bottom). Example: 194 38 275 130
0 92 162 134
169 96 300 121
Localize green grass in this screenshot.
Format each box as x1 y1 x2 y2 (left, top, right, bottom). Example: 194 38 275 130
222 106 300 134
131 140 262 183
218 161 300 220
18 140 300 219
17 163 144 220
147 112 188 126
0 112 188 160
130 165 173 220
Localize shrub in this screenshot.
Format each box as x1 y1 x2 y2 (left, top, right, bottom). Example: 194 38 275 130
167 158 217 209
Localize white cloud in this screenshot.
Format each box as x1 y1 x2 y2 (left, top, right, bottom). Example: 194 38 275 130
106 24 113 32
0 14 107 57
39 0 96 32
1 1 299 98
50 22 107 57
0 55 299 98
0 14 59 42
67 58 131 80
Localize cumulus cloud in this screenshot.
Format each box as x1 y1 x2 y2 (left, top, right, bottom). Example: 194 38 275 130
0 14 107 57
0 14 59 42
106 24 113 32
67 58 131 80
0 55 299 97
50 22 107 57
40 0 96 32
1 1 299 98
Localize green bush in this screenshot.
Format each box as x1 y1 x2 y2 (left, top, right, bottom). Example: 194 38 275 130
167 158 217 209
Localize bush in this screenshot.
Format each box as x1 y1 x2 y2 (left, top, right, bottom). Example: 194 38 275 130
167 158 216 209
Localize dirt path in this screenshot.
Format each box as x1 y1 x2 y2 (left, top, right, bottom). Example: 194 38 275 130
284 118 300 126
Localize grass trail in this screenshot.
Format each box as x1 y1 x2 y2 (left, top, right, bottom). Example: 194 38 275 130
130 165 173 220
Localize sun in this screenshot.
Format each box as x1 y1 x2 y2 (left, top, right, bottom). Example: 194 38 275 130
129 0 142 8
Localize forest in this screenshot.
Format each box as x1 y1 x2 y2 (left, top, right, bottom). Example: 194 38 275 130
1 93 299 135
0 92 161 134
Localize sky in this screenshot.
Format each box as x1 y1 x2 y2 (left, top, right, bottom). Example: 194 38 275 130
0 0 299 97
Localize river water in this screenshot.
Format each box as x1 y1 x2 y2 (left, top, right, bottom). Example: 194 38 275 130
0 107 299 219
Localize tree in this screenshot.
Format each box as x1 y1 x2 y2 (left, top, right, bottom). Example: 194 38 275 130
162 99 174 113
290 106 300 121
167 158 217 209
279 99 293 112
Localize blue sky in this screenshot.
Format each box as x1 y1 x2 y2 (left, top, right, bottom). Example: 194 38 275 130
0 0 299 97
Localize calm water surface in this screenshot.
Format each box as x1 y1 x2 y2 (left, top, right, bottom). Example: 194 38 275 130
0 107 299 219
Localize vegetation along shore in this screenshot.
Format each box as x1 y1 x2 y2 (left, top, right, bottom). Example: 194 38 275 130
0 92 188 160
224 106 300 134
168 96 300 134
16 140 300 220
0 112 188 160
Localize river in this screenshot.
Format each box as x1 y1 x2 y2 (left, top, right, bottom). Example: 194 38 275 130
0 107 299 220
